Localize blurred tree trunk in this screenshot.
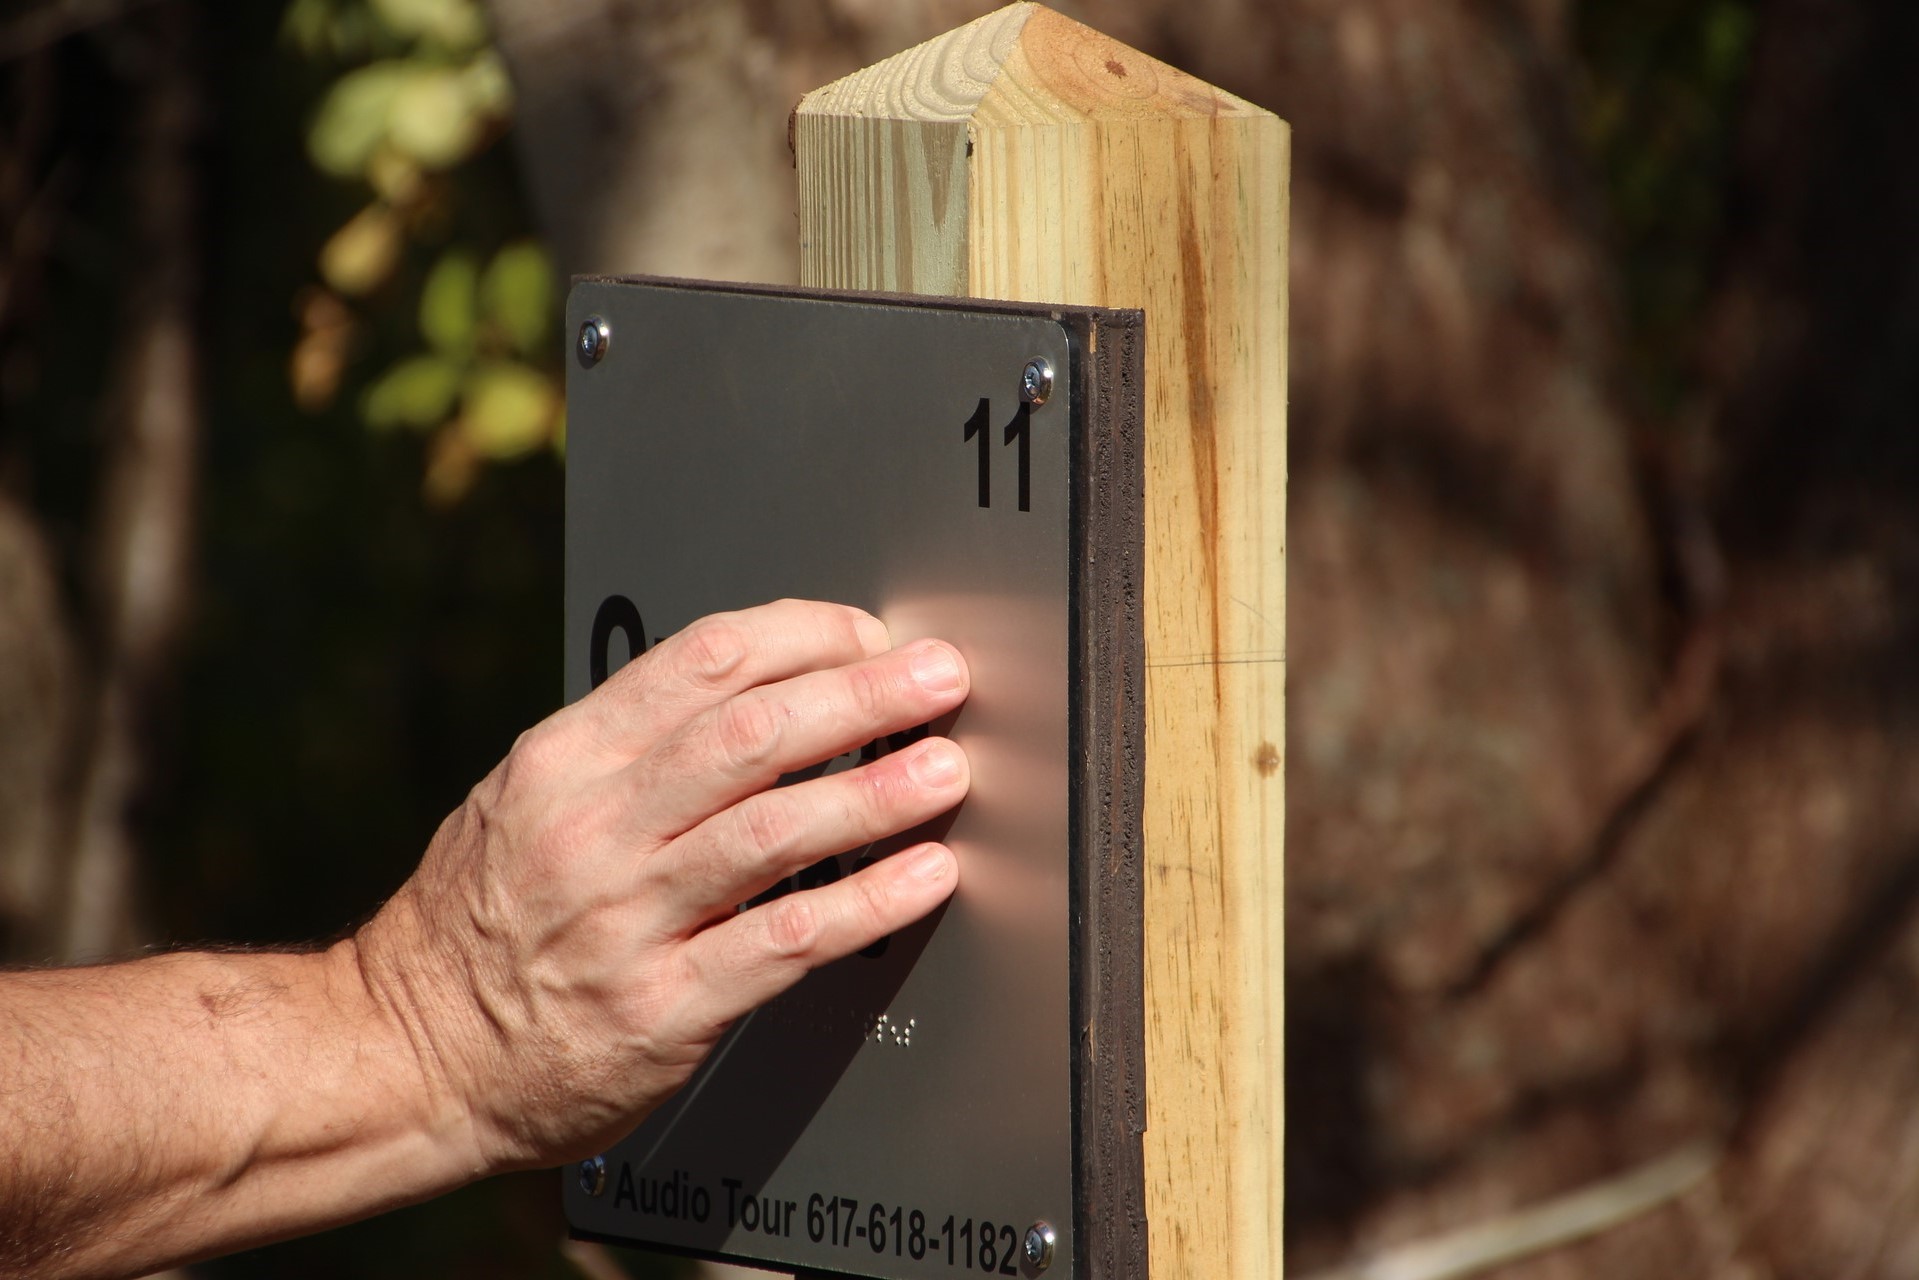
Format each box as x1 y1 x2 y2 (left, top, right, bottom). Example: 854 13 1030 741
0 500 74 955
1693 0 1919 1274
490 1 1916 1276
55 3 203 963
482 0 988 280
0 42 75 958
0 4 203 965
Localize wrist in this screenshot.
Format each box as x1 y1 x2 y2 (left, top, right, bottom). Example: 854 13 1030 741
336 905 495 1186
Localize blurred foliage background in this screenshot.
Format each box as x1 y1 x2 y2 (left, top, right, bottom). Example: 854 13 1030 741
3 0 582 1274
3 0 1917 1276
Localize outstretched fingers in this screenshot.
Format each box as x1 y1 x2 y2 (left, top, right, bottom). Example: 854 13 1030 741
669 843 958 1036
644 737 969 928
622 638 970 842
573 599 893 758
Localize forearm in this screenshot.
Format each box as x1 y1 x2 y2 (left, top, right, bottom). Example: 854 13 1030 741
0 601 968 1277
0 942 478 1279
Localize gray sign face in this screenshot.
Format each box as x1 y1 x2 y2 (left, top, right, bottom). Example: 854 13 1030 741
563 278 1076 1278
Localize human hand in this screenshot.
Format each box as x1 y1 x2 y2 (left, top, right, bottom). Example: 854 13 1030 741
352 599 970 1175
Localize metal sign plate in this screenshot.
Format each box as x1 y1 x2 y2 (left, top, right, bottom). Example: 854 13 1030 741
563 278 1090 1278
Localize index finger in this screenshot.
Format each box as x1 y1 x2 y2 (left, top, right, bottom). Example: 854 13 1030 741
574 598 891 757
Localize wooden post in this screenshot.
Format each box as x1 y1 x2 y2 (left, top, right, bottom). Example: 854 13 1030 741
797 6 1288 1276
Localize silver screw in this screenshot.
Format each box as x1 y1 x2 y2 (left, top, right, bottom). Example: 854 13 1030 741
1022 1221 1056 1272
578 1155 607 1197
577 316 611 367
1020 356 1054 406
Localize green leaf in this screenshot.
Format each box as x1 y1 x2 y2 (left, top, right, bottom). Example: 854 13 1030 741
1702 3 1753 84
388 64 485 169
462 49 514 117
480 242 553 358
307 61 412 180
420 250 479 356
280 0 333 57
362 354 463 431
369 0 487 51
461 363 556 459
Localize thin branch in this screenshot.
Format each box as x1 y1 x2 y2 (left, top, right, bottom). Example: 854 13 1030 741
1736 844 1919 1115
560 1239 633 1280
1451 503 1725 996
1297 1141 1723 1280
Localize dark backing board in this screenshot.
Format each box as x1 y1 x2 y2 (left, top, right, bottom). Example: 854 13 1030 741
561 277 1144 1279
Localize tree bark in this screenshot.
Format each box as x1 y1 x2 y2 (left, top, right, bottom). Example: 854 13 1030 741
1688 2 1919 1274
53 4 204 963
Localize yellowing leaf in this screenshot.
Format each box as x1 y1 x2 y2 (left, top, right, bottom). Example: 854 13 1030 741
307 61 411 179
366 149 424 204
480 241 553 358
290 289 355 412
362 354 462 431
318 203 403 296
388 65 484 169
461 362 556 459
420 250 479 355
424 426 479 506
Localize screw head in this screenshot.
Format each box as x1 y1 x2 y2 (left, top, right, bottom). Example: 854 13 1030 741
578 1155 608 1197
1022 1221 1056 1272
1020 356 1054 406
577 316 611 367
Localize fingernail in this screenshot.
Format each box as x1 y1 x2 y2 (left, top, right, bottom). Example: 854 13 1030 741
906 843 954 882
907 741 962 787
909 642 963 693
853 612 890 655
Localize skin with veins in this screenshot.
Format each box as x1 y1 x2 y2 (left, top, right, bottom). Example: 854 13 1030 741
0 598 971 1280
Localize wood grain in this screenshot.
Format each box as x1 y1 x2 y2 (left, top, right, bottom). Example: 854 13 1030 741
797 6 1289 1275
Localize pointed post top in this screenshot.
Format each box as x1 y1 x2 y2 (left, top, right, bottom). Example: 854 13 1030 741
799 2 1270 126
797 9 1288 1275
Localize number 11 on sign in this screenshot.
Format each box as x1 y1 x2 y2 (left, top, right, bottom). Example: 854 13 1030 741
962 398 1035 511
